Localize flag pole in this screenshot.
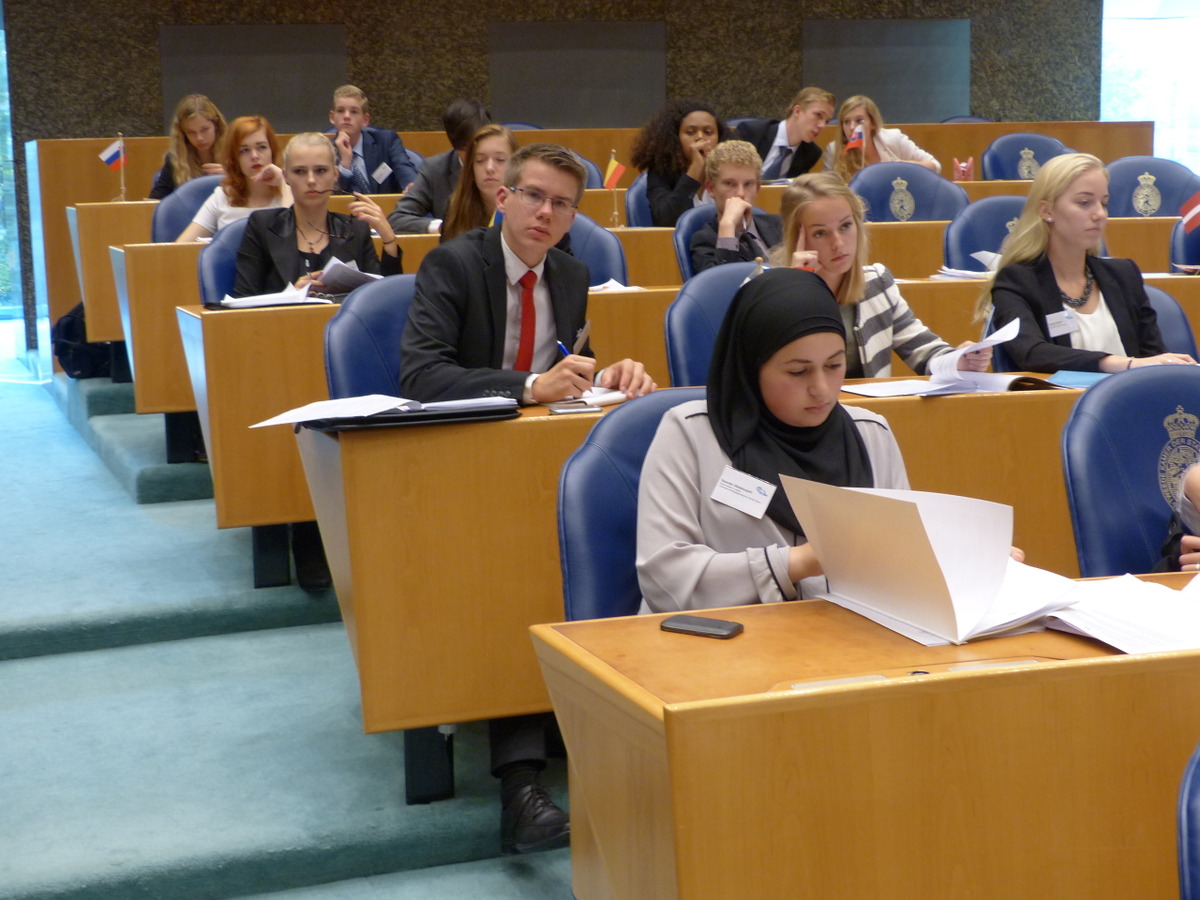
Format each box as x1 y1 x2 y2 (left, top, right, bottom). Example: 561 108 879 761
118 132 126 202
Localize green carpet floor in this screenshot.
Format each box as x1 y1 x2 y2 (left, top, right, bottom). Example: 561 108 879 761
0 380 574 898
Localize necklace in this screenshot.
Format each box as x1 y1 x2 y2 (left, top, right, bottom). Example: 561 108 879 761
297 216 330 253
1058 267 1094 308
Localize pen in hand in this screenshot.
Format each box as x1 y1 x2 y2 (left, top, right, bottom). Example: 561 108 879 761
556 341 571 359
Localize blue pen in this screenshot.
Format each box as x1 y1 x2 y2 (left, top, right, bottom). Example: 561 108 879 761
556 341 571 358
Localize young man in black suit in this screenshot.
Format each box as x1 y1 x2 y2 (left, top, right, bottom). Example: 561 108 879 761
736 86 836 180
387 99 491 235
400 143 654 853
327 84 419 195
689 140 783 273
401 143 654 404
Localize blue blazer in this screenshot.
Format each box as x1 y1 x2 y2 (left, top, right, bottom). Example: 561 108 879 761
328 126 419 194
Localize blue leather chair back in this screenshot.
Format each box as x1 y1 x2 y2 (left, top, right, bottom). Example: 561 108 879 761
197 217 250 307
943 195 1027 272
501 122 542 130
1061 364 1200 576
1106 156 1200 218
625 172 653 228
1180 738 1200 900
673 202 719 281
849 162 969 223
405 147 425 173
558 388 707 620
152 174 223 242
981 133 1071 180
569 212 627 286
941 115 993 123
665 261 759 386
1145 285 1200 358
574 154 603 189
325 274 416 398
1171 219 1200 269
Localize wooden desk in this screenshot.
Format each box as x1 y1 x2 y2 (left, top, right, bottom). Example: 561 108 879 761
589 287 673 386
532 584 1200 900
579 190 627 227
294 386 1084 736
66 201 156 341
177 304 336 528
111 242 202 412
27 137 167 328
869 221 948 279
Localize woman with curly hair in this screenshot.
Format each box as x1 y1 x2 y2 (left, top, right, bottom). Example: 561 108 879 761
630 100 732 227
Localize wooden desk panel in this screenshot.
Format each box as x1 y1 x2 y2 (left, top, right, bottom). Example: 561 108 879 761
297 410 602 729
113 242 202 412
394 234 439 275
177 304 336 528
1106 216 1177 273
67 201 156 342
589 287 673 385
868 221 947 280
533 587 1200 900
612 228 682 287
578 190 626 227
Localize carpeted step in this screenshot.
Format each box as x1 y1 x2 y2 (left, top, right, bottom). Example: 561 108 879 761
232 849 571 899
0 624 566 900
48 374 214 503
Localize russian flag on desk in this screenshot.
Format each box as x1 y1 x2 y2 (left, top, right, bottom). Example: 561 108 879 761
843 126 864 154
1182 190 1200 234
99 139 125 170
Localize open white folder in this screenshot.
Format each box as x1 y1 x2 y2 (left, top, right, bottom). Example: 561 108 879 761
780 477 1078 645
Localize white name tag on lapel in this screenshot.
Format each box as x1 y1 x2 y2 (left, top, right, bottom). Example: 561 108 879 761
710 465 776 518
1046 310 1080 338
372 161 392 185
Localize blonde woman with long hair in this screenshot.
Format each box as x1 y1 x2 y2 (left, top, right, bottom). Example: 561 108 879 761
149 94 227 199
774 173 987 377
981 152 1192 372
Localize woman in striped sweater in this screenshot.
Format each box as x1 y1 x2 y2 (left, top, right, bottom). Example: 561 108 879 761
773 172 990 377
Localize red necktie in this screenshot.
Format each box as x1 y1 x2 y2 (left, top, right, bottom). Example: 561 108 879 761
515 270 537 371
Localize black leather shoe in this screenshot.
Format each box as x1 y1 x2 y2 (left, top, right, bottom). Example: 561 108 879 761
500 781 570 854
292 521 332 592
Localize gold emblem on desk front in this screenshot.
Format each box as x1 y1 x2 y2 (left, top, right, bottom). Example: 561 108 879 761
1133 172 1162 217
1159 405 1200 505
889 177 915 222
1017 148 1040 180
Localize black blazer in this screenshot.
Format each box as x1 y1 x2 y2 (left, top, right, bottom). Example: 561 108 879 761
990 255 1165 372
735 119 821 178
689 211 783 273
388 149 460 234
400 224 593 402
327 126 419 195
233 207 402 298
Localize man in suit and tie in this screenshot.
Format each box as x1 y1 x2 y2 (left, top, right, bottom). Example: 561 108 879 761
327 84 419 195
689 140 783 273
400 143 654 854
388 98 491 235
736 87 836 180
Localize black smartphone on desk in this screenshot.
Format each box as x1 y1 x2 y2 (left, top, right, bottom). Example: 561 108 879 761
660 614 743 639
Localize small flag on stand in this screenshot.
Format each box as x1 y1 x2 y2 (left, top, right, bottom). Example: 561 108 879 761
1182 190 1200 234
842 126 863 155
603 150 626 190
99 138 125 170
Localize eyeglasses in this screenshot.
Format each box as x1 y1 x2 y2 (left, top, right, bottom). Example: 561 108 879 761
509 186 577 217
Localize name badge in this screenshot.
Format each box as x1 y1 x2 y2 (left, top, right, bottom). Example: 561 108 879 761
372 161 393 185
710 465 776 519
1046 310 1080 338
